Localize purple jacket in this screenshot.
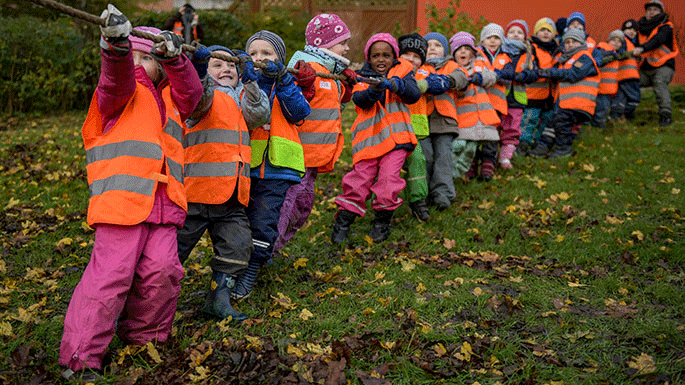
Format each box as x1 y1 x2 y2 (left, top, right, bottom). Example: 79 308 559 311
95 49 202 226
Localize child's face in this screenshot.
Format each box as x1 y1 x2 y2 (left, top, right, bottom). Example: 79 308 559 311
536 28 554 43
426 39 445 59
247 39 278 64
208 57 238 87
482 36 501 52
133 50 161 83
645 5 661 20
567 20 585 31
564 38 582 51
623 27 637 39
368 41 395 75
400 51 422 71
608 37 622 51
506 26 526 41
454 46 475 66
328 39 350 57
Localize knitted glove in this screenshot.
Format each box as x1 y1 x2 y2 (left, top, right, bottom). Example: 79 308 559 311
537 68 552 78
190 42 210 78
152 31 184 61
293 60 316 101
480 68 498 88
514 69 538 83
388 76 405 94
415 79 429 94
261 60 288 82
496 64 515 81
449 70 470 91
341 68 358 86
238 52 258 83
99 4 131 53
425 73 452 95
470 72 483 86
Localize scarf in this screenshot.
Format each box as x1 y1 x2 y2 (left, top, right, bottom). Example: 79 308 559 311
302 45 351 74
557 42 588 64
638 12 668 37
479 46 501 64
502 38 526 55
530 36 559 55
426 56 451 70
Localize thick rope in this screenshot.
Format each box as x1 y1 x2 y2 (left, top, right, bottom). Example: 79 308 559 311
27 0 356 82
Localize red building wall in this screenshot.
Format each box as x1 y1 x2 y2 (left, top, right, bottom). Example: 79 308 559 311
416 0 684 84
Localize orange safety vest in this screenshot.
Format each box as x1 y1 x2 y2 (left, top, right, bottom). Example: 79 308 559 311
350 59 417 164
424 60 460 121
454 65 501 128
586 36 596 49
298 62 345 173
527 42 554 101
183 90 251 206
638 21 679 67
596 42 619 95
475 48 508 115
250 97 305 175
507 52 532 105
82 83 187 226
617 38 640 81
555 49 600 115
173 21 198 42
409 65 430 139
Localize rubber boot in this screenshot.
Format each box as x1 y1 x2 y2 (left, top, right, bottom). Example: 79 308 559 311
369 210 394 243
203 271 247 322
231 260 261 300
331 209 357 244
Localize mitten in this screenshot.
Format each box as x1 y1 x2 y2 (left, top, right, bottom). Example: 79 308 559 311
261 60 288 82
470 72 483 86
449 70 470 90
99 4 131 53
341 68 358 86
496 64 515 81
190 42 210 78
415 79 429 94
238 53 258 83
388 76 405 94
537 68 552 78
372 78 392 92
293 60 316 101
152 31 184 61
514 70 538 83
480 68 498 88
425 73 451 94
341 81 353 103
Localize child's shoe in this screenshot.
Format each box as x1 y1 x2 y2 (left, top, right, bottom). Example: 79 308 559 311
231 261 261 300
514 142 530 157
499 144 515 169
478 160 495 182
548 144 573 158
464 158 479 180
530 142 550 157
409 200 430 222
62 368 102 383
204 271 247 322
369 210 394 242
330 209 357 244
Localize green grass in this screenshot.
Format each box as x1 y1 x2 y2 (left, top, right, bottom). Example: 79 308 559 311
0 87 684 384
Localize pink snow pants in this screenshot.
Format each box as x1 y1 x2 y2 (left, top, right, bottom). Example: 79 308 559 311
59 223 184 371
335 149 410 216
499 107 523 146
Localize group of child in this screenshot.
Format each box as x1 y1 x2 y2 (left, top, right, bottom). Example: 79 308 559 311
59 1 673 380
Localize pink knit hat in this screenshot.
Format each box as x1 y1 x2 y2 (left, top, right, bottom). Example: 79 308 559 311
449 31 476 55
506 19 529 37
305 14 351 49
364 33 399 61
130 26 161 53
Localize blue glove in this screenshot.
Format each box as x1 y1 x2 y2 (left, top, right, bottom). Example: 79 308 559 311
425 73 452 94
372 78 393 92
470 72 483 86
261 60 287 81
190 43 210 78
496 63 515 81
389 76 405 94
514 69 538 83
537 68 551 78
239 52 258 83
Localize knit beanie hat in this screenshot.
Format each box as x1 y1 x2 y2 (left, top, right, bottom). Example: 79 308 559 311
208 45 234 55
506 19 529 37
398 33 428 64
562 28 586 44
621 19 638 31
364 33 399 61
480 23 504 43
608 30 625 41
534 17 556 36
424 32 450 56
555 17 567 36
449 32 477 55
644 0 664 11
246 30 286 63
130 26 161 53
567 12 586 30
305 14 351 49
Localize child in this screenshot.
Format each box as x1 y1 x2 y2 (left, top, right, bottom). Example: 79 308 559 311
176 43 271 322
273 14 357 253
231 31 311 300
498 20 538 168
565 12 604 68
421 32 468 210
451 32 501 181
530 28 600 157
610 24 641 122
592 31 622 129
331 33 421 243
520 17 559 155
60 6 202 380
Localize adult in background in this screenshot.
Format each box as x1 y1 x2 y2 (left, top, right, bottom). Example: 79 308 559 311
164 3 205 44
633 0 679 126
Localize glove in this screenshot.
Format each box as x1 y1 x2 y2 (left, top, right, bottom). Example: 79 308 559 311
388 76 405 94
235 52 257 83
470 72 483 86
537 68 552 78
341 81 353 103
341 68 358 86
514 70 538 83
496 64 515 81
425 73 451 94
99 4 131 53
293 60 316 101
152 31 184 61
631 47 644 56
190 42 210 78
261 60 288 82
480 69 498 88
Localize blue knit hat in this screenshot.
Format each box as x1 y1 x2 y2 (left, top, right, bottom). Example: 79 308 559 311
567 12 586 30
246 30 286 63
424 32 450 56
208 45 235 55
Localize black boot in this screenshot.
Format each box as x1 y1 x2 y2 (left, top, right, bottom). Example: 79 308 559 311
659 112 672 127
204 271 247 322
409 199 430 222
369 210 394 243
331 210 357 244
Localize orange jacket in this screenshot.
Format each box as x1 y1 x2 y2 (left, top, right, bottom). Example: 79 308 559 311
527 43 554 101
298 62 345 173
82 82 187 226
638 21 679 68
184 90 251 206
555 49 600 115
350 59 417 164
596 42 619 95
617 38 640 81
475 49 508 115
172 21 198 42
455 65 501 128
425 60 460 121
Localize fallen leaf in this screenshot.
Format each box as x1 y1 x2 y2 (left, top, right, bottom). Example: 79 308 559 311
627 353 656 374
293 257 308 269
299 308 313 321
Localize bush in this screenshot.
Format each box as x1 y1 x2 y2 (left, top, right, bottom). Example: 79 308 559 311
425 0 488 39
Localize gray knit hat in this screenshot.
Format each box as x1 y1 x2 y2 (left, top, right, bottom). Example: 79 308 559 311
644 0 664 12
245 30 286 63
608 30 625 41
562 28 586 44
480 23 504 43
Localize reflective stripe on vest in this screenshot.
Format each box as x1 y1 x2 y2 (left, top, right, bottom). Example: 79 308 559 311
455 65 500 128
475 53 508 115
638 21 679 67
597 42 619 95
556 50 600 114
617 38 640 80
527 43 553 100
426 61 459 120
